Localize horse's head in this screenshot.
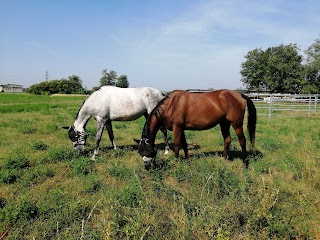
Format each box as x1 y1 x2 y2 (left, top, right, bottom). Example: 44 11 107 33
62 126 88 152
135 138 157 170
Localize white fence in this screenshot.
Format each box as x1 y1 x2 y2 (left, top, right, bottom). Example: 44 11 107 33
247 93 320 118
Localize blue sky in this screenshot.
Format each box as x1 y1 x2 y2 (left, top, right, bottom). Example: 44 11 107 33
1 0 319 91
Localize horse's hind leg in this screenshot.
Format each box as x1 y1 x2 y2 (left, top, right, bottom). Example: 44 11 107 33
106 120 116 150
219 119 231 159
233 125 248 166
160 126 170 154
172 126 189 159
172 125 182 158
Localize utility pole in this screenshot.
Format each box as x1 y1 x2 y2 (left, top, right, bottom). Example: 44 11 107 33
46 70 48 82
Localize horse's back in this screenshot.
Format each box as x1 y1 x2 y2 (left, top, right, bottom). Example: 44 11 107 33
162 89 246 129
82 86 163 120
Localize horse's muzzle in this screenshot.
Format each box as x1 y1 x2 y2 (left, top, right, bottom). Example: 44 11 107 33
143 156 154 170
74 144 85 152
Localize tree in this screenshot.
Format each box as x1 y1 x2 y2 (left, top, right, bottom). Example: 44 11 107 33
116 75 129 88
240 48 268 91
68 75 82 84
100 69 108 86
302 37 320 93
240 44 304 93
100 69 118 86
265 44 304 93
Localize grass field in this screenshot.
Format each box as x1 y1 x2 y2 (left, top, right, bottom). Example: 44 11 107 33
0 93 319 239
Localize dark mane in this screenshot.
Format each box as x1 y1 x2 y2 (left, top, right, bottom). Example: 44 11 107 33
142 91 173 139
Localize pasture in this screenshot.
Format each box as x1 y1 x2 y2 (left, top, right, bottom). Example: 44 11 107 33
0 93 319 239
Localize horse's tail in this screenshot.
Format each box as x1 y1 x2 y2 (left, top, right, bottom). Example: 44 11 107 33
241 94 257 149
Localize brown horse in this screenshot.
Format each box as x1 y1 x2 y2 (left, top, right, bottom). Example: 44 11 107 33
136 89 257 169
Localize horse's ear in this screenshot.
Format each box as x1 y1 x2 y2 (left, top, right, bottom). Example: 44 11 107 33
62 126 70 130
133 139 141 144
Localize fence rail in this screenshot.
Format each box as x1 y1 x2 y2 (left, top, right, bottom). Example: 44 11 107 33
247 93 319 118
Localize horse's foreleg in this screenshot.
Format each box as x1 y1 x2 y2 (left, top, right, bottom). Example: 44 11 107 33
180 131 189 159
106 120 116 150
93 120 106 160
220 120 231 159
160 126 170 154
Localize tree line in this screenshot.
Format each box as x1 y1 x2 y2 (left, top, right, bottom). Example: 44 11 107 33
240 37 320 93
28 69 129 95
28 36 320 95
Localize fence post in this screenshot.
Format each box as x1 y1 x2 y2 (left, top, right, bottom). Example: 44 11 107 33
268 95 273 119
308 95 311 118
315 95 318 112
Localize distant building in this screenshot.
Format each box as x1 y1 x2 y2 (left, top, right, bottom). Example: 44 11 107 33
0 84 23 93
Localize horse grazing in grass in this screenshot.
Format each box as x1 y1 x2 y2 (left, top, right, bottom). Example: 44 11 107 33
63 86 169 160
136 89 256 169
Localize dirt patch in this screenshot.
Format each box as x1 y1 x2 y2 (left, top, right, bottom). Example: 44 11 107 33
51 94 88 97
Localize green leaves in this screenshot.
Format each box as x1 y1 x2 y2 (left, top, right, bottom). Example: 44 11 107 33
99 69 129 88
28 78 85 95
241 44 304 93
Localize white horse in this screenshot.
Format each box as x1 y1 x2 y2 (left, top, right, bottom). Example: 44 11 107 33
62 86 169 160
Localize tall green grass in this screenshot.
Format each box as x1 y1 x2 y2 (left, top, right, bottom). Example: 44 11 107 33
0 93 319 239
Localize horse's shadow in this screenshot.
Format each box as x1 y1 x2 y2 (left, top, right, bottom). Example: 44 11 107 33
88 142 263 168
154 144 263 169
100 144 139 152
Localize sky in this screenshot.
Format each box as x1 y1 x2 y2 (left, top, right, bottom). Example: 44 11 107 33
0 0 319 91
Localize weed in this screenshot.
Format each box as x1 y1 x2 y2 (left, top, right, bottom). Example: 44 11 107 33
106 161 134 180
0 169 18 184
82 173 102 193
117 180 144 208
17 125 37 134
0 196 38 224
4 154 30 170
70 157 93 176
43 146 77 163
174 163 190 182
31 141 49 150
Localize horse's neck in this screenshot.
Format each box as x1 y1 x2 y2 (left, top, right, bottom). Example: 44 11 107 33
143 113 161 142
74 108 91 131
